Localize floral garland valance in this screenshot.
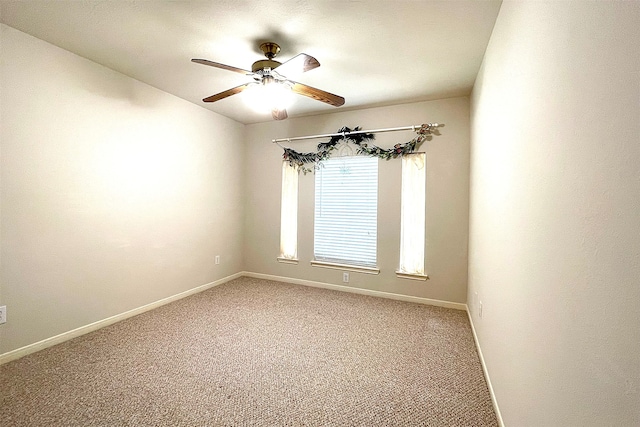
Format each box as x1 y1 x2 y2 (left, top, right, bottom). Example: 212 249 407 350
282 123 438 173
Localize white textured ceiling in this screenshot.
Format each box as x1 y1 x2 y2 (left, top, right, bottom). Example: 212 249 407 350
0 0 501 124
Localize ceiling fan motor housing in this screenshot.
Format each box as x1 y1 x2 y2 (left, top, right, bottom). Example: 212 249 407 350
251 59 281 73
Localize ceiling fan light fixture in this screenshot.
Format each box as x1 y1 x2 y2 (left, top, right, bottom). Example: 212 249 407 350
243 79 293 113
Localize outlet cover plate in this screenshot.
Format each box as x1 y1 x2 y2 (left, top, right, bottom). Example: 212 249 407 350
0 305 6 324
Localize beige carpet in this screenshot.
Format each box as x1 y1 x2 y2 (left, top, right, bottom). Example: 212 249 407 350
1 277 498 426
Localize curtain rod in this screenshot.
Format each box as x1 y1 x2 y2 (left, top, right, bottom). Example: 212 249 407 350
271 123 441 143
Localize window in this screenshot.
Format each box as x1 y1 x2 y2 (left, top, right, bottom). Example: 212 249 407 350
278 161 298 263
397 153 428 280
312 156 378 271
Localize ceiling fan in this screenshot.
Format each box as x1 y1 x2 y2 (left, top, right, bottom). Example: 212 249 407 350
192 42 345 120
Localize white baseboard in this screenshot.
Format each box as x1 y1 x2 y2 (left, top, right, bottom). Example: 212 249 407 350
0 272 243 365
242 271 467 311
466 305 505 427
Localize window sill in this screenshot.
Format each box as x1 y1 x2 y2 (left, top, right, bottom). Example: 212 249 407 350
396 271 429 281
277 257 299 265
311 260 380 275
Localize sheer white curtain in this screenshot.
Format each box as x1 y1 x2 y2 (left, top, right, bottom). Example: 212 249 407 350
279 161 298 260
399 153 426 275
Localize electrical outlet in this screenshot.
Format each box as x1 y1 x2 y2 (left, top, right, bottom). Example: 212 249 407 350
342 272 349 283
479 301 483 319
0 305 6 324
215 255 220 265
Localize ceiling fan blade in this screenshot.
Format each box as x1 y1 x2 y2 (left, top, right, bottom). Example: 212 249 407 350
202 84 251 103
275 53 320 75
272 108 288 120
290 82 345 107
191 58 253 75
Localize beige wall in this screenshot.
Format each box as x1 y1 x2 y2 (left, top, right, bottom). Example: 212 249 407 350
0 25 245 354
0 24 471 359
469 1 640 425
244 98 470 304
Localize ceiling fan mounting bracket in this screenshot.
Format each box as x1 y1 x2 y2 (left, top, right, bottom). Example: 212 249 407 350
259 42 281 59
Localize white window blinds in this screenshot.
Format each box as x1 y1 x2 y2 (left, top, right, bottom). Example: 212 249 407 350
314 156 378 267
279 161 298 260
398 153 426 275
